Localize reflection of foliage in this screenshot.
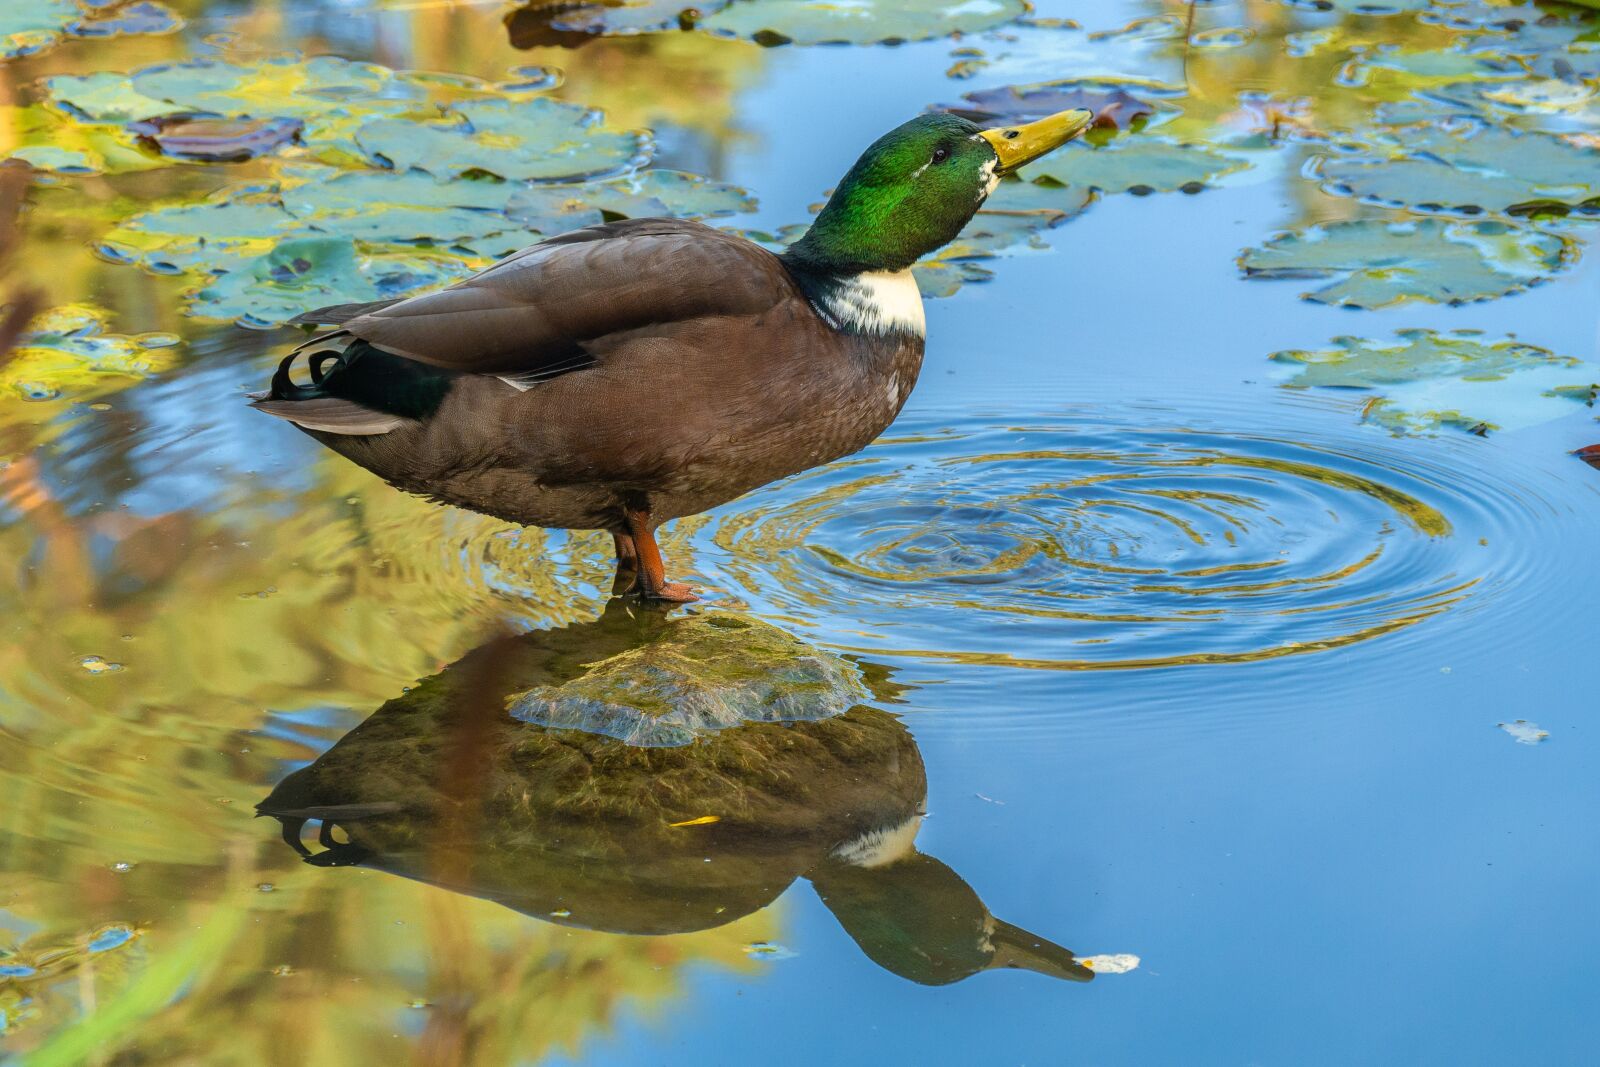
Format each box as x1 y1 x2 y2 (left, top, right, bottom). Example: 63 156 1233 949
1 303 179 400
1239 218 1573 308
1271 328 1600 434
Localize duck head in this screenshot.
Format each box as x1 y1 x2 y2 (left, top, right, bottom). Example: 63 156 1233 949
784 108 1094 276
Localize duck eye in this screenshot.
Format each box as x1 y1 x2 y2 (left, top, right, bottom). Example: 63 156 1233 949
931 146 951 164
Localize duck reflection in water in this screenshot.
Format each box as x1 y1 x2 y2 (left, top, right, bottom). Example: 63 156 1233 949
258 607 1091 986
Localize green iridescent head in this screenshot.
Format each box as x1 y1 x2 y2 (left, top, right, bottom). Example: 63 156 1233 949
784 108 1094 276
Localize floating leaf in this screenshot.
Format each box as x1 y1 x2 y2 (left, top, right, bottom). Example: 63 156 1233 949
1498 719 1549 744
912 199 1083 297
1319 124 1600 215
1239 219 1572 309
947 77 1172 131
1270 329 1599 434
1023 137 1247 194
503 0 729 47
127 115 304 163
506 168 755 226
1 0 179 60
127 55 394 119
356 98 647 181
699 0 1027 46
1575 444 1600 470
1275 0 1428 13
70 0 180 39
2 304 181 403
1079 954 1140 974
100 192 300 273
192 237 474 329
1348 44 1525 84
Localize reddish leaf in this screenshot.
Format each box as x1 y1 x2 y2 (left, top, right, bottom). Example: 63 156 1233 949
948 81 1157 131
128 115 303 163
1575 444 1600 470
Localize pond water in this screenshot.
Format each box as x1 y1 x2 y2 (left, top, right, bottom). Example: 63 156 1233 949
2 0 1599 1063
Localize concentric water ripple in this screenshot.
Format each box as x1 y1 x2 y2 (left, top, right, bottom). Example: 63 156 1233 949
696 402 1564 671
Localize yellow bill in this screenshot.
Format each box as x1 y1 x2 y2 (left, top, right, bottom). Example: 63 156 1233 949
980 108 1096 174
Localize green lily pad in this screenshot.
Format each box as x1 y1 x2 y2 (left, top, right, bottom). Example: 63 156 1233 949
506 168 755 227
1318 125 1600 215
1375 79 1600 137
356 97 647 181
1238 218 1572 309
1271 329 1599 434
3 304 181 403
99 191 299 273
1348 45 1524 84
1022 137 1247 194
1 0 179 60
912 202 1079 297
699 0 1027 46
128 55 394 118
192 237 474 329
69 0 180 39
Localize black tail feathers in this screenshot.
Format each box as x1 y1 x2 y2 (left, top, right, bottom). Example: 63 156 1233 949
270 348 351 400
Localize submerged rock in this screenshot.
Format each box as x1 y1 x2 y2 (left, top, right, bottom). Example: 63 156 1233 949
507 612 869 746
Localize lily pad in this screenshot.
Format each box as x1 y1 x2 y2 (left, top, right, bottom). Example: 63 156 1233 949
1238 218 1572 309
1022 137 1247 194
3 304 180 403
1274 0 1429 13
504 0 730 47
699 0 1027 46
1375 80 1600 137
1 0 179 60
912 200 1083 297
127 55 394 119
506 168 755 227
128 115 304 163
192 237 474 329
1318 125 1600 215
947 77 1174 131
69 0 180 38
356 97 647 181
99 192 299 273
1270 329 1599 434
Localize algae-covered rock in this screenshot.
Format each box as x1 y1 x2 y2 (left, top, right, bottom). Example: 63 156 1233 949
508 612 868 746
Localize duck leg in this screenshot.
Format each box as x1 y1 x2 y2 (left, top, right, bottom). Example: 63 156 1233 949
610 532 639 596
623 507 699 603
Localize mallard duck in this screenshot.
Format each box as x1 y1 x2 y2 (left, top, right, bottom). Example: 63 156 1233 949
256 609 1093 984
250 107 1094 601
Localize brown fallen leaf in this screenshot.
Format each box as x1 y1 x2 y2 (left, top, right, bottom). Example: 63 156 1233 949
948 82 1156 131
1574 444 1600 470
128 114 303 163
